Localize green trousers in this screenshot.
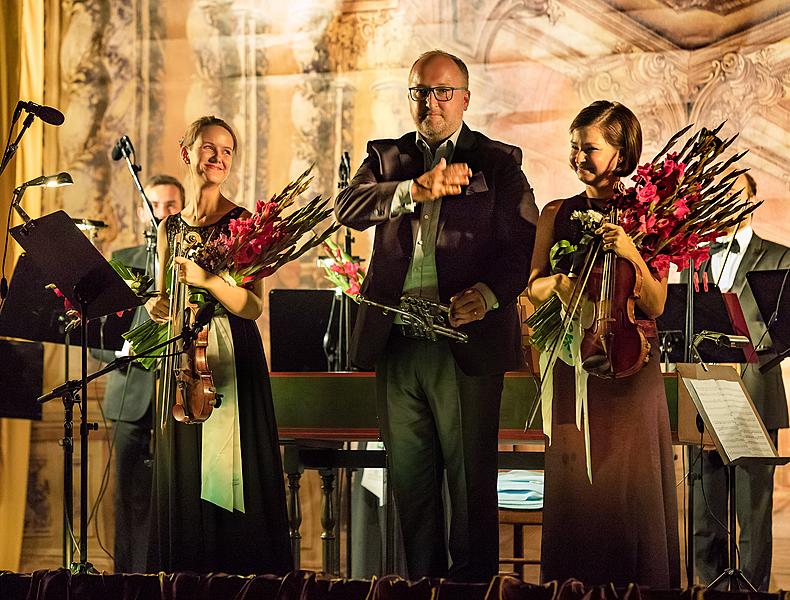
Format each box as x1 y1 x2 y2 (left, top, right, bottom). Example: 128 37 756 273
376 331 504 582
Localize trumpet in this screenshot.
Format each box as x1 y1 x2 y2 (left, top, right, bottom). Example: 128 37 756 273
357 294 469 343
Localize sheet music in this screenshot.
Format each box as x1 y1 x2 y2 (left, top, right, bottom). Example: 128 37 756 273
686 378 775 461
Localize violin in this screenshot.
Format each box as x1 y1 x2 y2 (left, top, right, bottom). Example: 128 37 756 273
161 227 221 425
577 207 650 378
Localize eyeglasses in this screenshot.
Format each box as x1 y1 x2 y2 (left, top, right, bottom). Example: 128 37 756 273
408 86 467 102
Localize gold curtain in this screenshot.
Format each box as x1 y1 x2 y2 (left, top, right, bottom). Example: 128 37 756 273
0 0 45 572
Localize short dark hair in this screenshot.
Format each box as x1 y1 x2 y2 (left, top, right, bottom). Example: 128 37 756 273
742 172 757 199
179 115 238 152
145 174 185 206
569 100 642 176
409 50 469 87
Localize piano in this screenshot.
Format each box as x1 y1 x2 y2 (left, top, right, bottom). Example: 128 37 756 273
270 371 684 573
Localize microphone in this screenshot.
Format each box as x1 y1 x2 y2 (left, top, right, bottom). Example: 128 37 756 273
697 330 751 348
193 302 216 330
17 101 64 126
181 302 215 349
111 135 134 161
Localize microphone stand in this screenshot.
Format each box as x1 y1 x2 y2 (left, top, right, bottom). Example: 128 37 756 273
339 152 352 371
38 317 208 406
684 257 698 587
324 151 353 372
114 137 157 249
0 110 34 176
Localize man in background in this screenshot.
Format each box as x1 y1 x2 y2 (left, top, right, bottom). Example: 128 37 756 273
694 173 790 590
97 174 183 573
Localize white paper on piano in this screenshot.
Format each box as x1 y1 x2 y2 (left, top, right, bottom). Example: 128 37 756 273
360 441 386 507
686 378 775 461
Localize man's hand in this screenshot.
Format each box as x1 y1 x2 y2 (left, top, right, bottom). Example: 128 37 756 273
411 157 472 203
449 287 487 327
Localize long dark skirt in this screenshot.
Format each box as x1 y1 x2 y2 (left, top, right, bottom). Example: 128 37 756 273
147 315 292 575
540 340 680 588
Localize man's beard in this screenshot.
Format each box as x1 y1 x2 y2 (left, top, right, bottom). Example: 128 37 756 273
417 114 448 141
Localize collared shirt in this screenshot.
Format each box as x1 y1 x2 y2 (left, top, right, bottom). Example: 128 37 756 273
389 124 498 312
711 225 753 292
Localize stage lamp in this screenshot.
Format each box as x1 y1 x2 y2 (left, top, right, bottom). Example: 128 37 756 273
11 171 73 223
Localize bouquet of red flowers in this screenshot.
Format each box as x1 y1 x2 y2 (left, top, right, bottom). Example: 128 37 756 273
125 167 338 367
527 123 757 354
320 238 365 297
192 168 338 288
613 122 758 278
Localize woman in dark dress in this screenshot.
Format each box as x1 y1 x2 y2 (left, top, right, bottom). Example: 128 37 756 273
145 116 292 575
527 101 679 587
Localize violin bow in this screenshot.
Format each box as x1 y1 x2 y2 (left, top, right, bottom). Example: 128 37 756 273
526 238 602 429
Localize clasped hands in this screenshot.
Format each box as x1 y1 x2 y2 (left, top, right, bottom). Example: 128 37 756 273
410 157 472 202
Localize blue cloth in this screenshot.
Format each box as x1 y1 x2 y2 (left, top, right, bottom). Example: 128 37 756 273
497 470 543 510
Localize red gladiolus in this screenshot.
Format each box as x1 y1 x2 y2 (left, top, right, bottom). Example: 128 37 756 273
650 255 671 279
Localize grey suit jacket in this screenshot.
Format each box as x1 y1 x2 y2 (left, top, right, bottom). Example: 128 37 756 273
94 245 156 423
727 235 790 430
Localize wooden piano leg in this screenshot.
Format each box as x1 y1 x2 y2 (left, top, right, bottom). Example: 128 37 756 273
287 471 303 569
283 444 304 570
319 468 339 575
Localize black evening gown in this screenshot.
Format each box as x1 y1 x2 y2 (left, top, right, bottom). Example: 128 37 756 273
146 208 292 575
539 194 680 588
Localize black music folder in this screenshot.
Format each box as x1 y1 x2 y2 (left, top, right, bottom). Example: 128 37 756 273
0 252 132 350
657 282 749 363
9 210 140 320
746 269 790 373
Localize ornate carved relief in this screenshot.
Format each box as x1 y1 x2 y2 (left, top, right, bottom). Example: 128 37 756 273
575 51 689 155
461 0 563 62
655 0 761 14
691 50 786 133
58 0 112 243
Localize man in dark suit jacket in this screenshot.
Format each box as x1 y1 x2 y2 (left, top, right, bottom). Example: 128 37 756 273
693 173 790 590
95 175 183 573
335 50 538 582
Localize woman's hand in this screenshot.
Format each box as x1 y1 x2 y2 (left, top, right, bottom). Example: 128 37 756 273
174 256 215 288
145 294 171 323
596 223 637 259
553 273 576 307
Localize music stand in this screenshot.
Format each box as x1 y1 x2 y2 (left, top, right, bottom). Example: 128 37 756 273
678 368 789 590
10 210 141 573
269 289 358 372
0 252 131 349
746 269 790 374
659 280 755 585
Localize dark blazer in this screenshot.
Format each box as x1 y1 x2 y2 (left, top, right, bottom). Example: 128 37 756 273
724 234 790 430
94 245 156 422
334 124 538 375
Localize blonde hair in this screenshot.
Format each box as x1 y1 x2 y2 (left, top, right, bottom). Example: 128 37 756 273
179 115 238 152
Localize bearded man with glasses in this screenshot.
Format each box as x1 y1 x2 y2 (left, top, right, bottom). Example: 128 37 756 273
335 49 538 582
